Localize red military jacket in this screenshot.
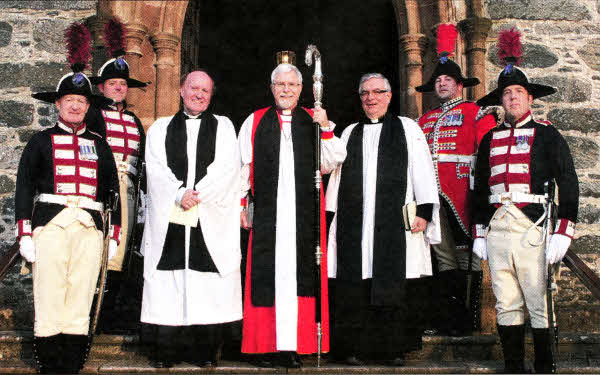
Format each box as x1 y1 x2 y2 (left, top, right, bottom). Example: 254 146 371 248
418 98 496 238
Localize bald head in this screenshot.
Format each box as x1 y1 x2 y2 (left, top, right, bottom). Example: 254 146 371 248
180 71 214 116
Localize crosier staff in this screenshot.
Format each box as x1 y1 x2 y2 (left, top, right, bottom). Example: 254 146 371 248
305 44 323 368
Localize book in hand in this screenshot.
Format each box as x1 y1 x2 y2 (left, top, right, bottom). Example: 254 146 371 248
169 204 198 227
402 201 417 232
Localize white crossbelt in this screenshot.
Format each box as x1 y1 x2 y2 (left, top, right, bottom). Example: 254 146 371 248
35 193 103 211
116 161 137 177
488 192 546 205
433 153 475 164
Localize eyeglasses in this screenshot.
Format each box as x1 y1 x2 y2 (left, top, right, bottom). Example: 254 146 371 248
272 82 302 90
359 89 389 98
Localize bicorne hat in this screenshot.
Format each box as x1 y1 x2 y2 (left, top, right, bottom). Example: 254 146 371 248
89 19 148 88
416 24 480 93
32 22 108 104
476 27 556 107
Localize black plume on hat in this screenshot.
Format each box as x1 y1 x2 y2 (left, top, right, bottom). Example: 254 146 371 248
476 28 556 107
89 19 148 88
416 24 479 93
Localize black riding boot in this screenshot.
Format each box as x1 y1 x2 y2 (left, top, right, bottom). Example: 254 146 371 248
61 334 90 373
498 324 526 374
33 335 62 374
462 270 483 334
532 327 557 374
438 270 467 336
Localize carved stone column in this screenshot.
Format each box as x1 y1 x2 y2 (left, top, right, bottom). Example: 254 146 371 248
151 32 180 118
458 17 492 101
124 23 149 113
399 33 427 118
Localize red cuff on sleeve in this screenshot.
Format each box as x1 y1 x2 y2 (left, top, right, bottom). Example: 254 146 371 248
321 131 334 140
16 219 32 239
554 218 575 239
110 225 122 244
472 224 486 238
241 197 247 207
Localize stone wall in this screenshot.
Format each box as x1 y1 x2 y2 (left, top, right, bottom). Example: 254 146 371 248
0 0 97 330
484 0 600 331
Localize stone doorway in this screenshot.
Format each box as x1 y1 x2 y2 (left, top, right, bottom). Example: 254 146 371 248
180 0 400 130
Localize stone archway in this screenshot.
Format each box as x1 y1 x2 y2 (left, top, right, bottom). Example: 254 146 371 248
94 0 491 123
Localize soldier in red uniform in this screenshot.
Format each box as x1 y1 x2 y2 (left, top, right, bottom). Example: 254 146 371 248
15 23 121 374
86 19 148 332
416 24 497 335
473 28 578 374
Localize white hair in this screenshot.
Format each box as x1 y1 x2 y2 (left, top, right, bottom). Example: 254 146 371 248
358 73 391 93
271 63 303 84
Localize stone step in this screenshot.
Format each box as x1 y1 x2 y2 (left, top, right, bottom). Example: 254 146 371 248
1 331 600 373
1 358 600 374
2 331 600 362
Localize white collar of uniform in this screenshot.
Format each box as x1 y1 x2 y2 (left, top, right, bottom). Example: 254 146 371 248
57 120 86 135
504 113 532 128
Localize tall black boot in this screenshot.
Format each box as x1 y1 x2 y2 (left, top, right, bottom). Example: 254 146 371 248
464 271 483 334
98 270 123 333
33 335 61 374
532 327 557 374
497 324 526 374
438 270 467 336
61 334 90 373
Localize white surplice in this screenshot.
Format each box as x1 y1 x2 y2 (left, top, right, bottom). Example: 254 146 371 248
326 116 441 280
238 109 346 351
141 113 242 326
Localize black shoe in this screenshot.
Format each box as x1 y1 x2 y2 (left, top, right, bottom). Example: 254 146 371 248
201 360 217 367
250 354 273 368
388 356 405 367
149 359 174 368
344 355 364 366
279 351 302 368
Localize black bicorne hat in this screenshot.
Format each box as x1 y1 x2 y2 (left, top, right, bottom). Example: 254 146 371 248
476 28 556 107
89 19 148 88
32 22 109 105
416 23 480 93
90 57 148 88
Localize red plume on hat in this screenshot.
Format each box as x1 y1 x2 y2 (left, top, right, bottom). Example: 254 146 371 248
436 23 458 63
497 27 523 74
65 22 91 73
103 19 126 58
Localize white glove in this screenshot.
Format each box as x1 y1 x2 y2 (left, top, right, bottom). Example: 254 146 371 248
546 234 571 264
472 238 487 261
108 239 118 261
19 236 35 263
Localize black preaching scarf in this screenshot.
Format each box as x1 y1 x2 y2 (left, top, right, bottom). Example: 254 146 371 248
250 106 316 307
336 113 409 306
157 110 219 272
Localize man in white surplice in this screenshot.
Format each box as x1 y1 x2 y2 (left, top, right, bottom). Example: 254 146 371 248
238 60 346 367
325 73 440 366
141 71 242 368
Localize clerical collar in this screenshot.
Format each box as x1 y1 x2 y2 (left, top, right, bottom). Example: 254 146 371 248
362 112 386 125
504 111 531 128
58 117 86 135
184 111 202 119
276 107 294 116
440 97 463 111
